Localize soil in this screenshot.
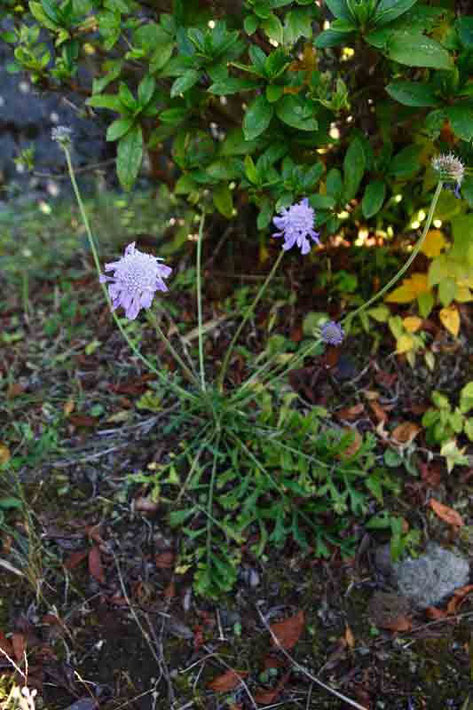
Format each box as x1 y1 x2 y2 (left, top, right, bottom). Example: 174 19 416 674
1 217 473 710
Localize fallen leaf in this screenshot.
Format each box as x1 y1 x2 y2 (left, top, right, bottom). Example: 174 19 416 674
155 551 175 569
338 428 362 459
88 546 105 584
64 550 88 570
369 400 388 423
0 443 11 466
263 653 287 670
379 614 412 632
425 606 447 620
403 316 423 333
270 610 305 650
344 624 355 649
134 496 159 513
11 633 26 663
163 582 176 599
69 414 98 428
446 585 473 615
254 672 290 705
421 230 447 258
439 304 460 337
336 403 365 421
419 461 441 487
207 669 249 693
0 630 14 657
391 422 421 447
429 498 464 527
63 399 75 416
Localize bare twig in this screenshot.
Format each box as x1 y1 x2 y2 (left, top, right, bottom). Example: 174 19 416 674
203 644 258 710
256 604 368 710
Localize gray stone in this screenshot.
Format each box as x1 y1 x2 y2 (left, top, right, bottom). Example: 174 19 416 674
375 542 470 609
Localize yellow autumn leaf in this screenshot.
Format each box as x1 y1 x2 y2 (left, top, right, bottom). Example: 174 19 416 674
439 304 460 337
386 273 430 303
403 316 423 333
456 284 473 302
396 334 415 353
421 230 447 258
0 443 11 466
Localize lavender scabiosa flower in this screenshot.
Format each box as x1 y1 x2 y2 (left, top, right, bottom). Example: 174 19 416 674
100 242 172 320
432 153 464 198
273 198 320 255
51 125 72 147
321 320 344 346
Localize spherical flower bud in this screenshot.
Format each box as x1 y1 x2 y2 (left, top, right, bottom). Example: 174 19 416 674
321 320 344 346
51 125 73 147
432 153 464 187
100 242 172 320
272 198 320 255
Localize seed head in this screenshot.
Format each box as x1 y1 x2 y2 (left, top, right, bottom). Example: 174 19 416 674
321 320 344 346
272 198 320 255
100 242 172 320
51 125 73 147
432 153 464 186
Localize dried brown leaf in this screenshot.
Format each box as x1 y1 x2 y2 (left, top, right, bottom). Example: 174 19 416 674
88 546 105 584
391 422 421 446
11 633 26 663
207 669 249 693
446 584 473 615
429 498 464 527
155 551 175 569
64 550 88 570
270 610 305 650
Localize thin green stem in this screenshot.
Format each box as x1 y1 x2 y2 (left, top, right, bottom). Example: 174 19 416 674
206 431 221 569
145 310 198 387
234 181 444 399
63 146 196 403
218 249 285 392
196 213 206 392
341 180 444 329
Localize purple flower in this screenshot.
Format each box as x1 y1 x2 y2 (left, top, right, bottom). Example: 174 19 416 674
321 320 344 346
100 242 172 320
273 198 320 255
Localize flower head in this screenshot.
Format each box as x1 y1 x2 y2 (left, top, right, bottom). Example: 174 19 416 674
51 125 73 147
321 320 344 346
273 198 320 255
100 242 172 320
432 153 464 191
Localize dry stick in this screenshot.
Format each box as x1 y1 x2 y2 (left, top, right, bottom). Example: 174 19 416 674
256 605 368 710
0 646 26 680
202 644 258 710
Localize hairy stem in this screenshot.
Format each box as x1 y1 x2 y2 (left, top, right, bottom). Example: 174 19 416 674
63 146 195 402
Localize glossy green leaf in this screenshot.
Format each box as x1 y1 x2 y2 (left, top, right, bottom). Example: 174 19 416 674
374 0 419 27
116 124 143 191
387 33 453 70
106 117 133 141
386 80 438 107
243 95 273 140
213 183 233 218
276 95 318 131
362 180 386 218
446 103 473 142
209 78 261 95
170 70 200 97
343 137 365 201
